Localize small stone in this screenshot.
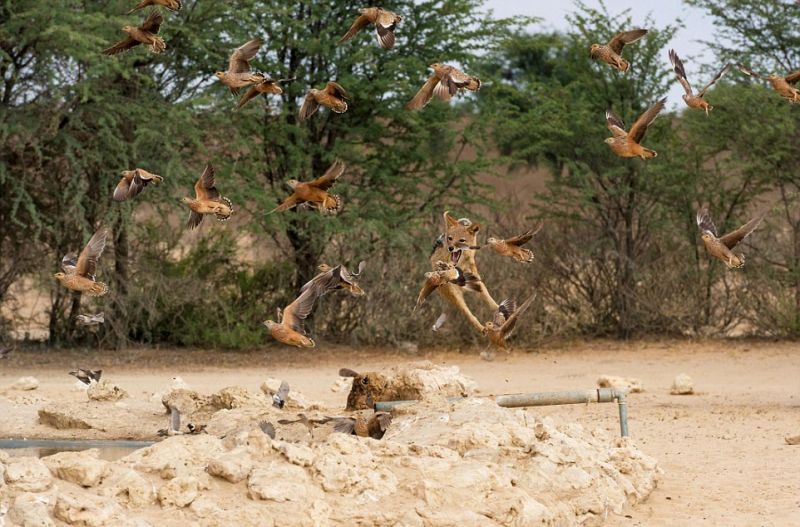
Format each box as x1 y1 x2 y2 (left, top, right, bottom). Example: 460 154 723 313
87 380 128 402
670 373 694 395
248 463 309 502
785 435 800 445
11 376 39 391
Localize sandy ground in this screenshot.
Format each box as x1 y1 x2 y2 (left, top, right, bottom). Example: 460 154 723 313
0 339 798 526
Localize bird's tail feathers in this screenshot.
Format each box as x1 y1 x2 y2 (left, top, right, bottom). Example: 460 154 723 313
216 197 233 221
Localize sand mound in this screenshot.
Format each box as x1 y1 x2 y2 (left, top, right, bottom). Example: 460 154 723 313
2 386 660 526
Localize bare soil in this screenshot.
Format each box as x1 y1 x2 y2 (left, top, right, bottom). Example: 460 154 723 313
1 339 798 526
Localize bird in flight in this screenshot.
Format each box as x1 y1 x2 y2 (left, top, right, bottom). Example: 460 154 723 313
483 294 536 350
605 98 666 159
669 50 730 116
181 164 233 229
414 261 481 312
299 81 349 121
69 368 102 385
113 168 163 202
270 161 345 214
737 64 800 103
406 63 480 110
338 7 402 50
696 206 763 268
215 39 265 95
484 224 543 263
103 11 166 55
590 29 647 72
55 228 109 296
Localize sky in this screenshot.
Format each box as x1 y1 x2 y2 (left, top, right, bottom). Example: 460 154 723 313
483 0 721 107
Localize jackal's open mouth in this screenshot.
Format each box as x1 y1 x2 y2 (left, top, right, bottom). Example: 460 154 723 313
450 249 462 265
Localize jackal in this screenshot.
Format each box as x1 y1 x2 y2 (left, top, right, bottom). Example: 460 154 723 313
429 211 498 333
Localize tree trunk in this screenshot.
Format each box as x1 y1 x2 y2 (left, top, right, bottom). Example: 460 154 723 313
111 215 129 349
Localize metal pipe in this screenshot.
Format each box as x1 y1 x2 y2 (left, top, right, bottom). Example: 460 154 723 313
0 439 155 450
373 388 630 437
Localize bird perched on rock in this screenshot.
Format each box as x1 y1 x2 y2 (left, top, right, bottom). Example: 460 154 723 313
301 261 367 297
483 294 536 350
158 405 182 436
76 313 104 327
414 261 481 311
215 39 265 95
128 0 181 13
406 63 480 110
186 423 206 434
55 228 109 296
181 164 233 229
669 50 730 116
605 98 666 159
113 168 163 202
102 11 166 55
485 224 543 263
737 64 800 103
696 206 763 269
338 7 402 50
69 368 102 385
590 29 647 72
272 380 290 409
299 81 349 121
236 77 293 110
270 161 345 214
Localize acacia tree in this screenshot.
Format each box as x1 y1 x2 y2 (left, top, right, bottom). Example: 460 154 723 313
686 0 800 335
479 2 684 336
1 0 525 347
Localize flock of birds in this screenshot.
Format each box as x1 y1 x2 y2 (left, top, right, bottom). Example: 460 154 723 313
10 6 794 360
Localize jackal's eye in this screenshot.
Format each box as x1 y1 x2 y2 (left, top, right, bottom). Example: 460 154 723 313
447 236 453 241
459 238 465 243
361 377 368 385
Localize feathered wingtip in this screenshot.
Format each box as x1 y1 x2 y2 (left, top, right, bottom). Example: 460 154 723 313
217 197 234 221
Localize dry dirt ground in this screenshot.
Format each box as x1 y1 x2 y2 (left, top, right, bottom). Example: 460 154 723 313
0 339 798 526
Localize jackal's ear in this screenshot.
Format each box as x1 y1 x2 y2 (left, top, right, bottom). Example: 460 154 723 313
468 223 481 235
443 211 459 228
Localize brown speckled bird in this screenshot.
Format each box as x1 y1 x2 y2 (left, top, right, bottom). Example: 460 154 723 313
406 63 481 110
696 206 762 269
299 81 349 121
301 261 366 297
483 294 536 350
270 161 345 214
605 98 666 159
128 0 181 13
737 64 800 103
103 11 165 55
236 77 293 110
215 39 265 95
669 50 730 115
485 223 543 263
55 228 109 296
338 7 402 50
332 412 392 439
414 261 481 311
113 168 163 202
181 164 233 229
590 29 647 72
